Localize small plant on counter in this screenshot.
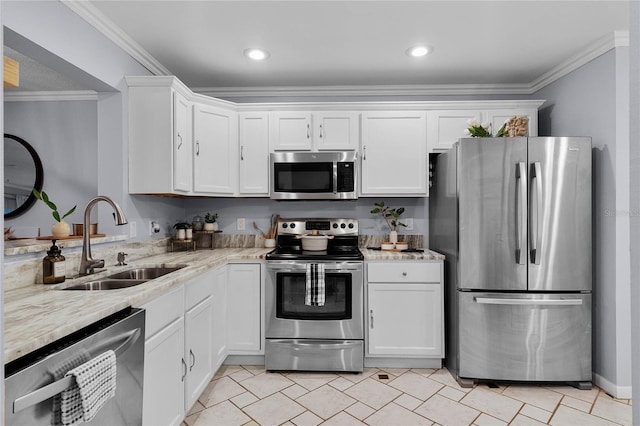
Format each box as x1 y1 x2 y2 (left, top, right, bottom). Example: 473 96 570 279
371 201 406 231
32 189 76 222
205 213 218 223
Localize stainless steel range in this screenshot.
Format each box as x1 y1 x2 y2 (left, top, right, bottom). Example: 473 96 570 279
265 218 364 372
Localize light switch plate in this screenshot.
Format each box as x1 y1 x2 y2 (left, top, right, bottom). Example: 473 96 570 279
237 218 246 230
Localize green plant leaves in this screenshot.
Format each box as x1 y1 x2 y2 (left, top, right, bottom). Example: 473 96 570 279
32 189 76 222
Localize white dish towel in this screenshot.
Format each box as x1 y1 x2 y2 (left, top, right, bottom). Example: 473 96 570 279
305 263 326 306
61 350 117 425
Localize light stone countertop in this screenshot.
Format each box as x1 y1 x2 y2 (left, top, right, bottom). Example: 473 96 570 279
4 246 444 364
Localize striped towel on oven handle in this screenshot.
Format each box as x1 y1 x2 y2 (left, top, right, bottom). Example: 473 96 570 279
305 263 325 306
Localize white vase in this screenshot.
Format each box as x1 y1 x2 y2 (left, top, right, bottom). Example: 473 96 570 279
389 230 398 244
186 229 192 240
204 222 215 231
176 229 186 240
52 221 71 238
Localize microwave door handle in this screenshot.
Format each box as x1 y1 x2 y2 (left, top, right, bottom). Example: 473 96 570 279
333 162 338 194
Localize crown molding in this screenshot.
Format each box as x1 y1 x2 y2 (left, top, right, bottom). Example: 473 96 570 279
4 90 98 102
61 0 171 76
63 2 628 99
529 30 629 93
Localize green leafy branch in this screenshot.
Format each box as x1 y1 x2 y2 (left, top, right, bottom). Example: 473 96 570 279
371 201 406 231
32 190 76 222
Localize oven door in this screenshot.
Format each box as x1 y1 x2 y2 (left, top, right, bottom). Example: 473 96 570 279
265 261 363 340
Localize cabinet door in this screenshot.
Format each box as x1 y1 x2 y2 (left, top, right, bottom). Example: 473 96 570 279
485 109 538 137
361 112 427 195
193 103 238 194
239 112 270 195
184 296 214 410
143 318 185 426
227 264 261 353
212 266 228 372
368 283 443 357
270 112 312 151
173 91 193 193
426 110 481 153
314 112 359 150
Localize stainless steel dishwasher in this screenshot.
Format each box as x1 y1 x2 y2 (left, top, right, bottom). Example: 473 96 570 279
5 307 145 425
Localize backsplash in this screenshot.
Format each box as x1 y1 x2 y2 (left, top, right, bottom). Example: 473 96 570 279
3 233 424 290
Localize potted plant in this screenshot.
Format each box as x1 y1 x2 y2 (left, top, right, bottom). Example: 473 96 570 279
32 189 77 237
204 212 218 231
173 221 192 240
371 201 406 244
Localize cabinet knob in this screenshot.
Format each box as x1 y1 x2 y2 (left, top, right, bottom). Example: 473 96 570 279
402 272 407 276
370 309 374 328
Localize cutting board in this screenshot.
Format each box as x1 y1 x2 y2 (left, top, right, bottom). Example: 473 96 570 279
36 234 106 240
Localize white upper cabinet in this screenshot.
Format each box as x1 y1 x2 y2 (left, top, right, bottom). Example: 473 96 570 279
127 77 238 196
313 112 360 150
426 104 540 153
193 102 238 195
128 78 194 195
239 112 270 196
426 110 481 153
360 111 427 196
269 112 313 151
269 111 360 151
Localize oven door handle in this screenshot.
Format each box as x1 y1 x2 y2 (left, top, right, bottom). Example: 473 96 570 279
266 262 363 272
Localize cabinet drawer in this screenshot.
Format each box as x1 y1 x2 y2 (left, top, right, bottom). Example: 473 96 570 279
142 285 184 339
185 274 213 310
367 262 440 283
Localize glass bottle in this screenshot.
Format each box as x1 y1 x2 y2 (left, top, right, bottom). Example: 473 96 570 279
43 239 66 284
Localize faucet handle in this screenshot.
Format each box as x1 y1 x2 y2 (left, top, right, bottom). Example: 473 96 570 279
117 252 128 266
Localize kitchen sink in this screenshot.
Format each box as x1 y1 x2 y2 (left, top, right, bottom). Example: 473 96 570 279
106 265 187 280
62 264 187 290
63 279 149 291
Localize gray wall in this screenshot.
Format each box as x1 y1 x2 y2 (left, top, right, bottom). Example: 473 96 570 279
4 100 98 234
534 48 632 397
629 1 639 423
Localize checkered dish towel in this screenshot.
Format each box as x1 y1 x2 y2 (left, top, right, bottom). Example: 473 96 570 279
305 263 325 306
60 350 117 425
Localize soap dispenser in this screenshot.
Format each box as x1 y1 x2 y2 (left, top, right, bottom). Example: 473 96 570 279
43 239 66 284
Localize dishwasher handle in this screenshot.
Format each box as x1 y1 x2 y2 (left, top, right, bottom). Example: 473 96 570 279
13 327 142 413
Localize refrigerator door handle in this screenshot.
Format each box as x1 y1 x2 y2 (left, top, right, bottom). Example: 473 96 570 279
530 161 543 265
474 297 583 306
516 162 527 265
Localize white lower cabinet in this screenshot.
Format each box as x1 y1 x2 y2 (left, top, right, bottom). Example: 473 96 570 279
212 265 228 371
141 271 215 425
227 263 262 353
366 261 444 358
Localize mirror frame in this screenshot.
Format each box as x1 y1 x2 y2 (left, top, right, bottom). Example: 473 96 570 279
4 133 44 219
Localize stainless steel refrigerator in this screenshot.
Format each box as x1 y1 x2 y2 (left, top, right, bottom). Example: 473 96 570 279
429 137 592 388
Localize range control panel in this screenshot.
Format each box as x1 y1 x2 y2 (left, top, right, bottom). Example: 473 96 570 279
277 218 359 236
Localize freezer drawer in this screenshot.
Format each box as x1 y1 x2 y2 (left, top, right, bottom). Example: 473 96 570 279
459 292 591 382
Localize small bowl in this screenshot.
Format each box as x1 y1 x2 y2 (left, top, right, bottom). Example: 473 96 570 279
395 242 409 250
381 242 395 250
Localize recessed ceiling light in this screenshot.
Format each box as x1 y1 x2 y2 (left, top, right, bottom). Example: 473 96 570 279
244 48 270 61
406 45 432 58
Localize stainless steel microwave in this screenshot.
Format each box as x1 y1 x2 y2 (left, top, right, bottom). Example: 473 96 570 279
270 151 358 200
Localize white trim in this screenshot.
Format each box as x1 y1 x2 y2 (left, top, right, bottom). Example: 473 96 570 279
62 2 629 98
529 31 630 93
593 372 633 399
61 0 171 76
4 90 98 102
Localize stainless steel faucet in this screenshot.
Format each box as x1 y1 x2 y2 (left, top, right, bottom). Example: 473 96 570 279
79 196 128 276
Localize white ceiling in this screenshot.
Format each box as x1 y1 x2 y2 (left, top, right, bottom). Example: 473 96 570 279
5 1 631 96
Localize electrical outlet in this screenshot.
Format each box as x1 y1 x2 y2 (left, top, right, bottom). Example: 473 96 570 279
149 221 160 235
130 221 137 238
405 218 414 230
237 218 246 230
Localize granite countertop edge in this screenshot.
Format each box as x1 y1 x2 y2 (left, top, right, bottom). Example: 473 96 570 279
4 247 444 363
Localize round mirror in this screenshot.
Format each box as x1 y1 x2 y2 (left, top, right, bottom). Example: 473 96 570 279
4 134 44 219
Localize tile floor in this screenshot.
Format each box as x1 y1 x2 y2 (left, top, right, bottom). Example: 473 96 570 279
183 365 633 426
